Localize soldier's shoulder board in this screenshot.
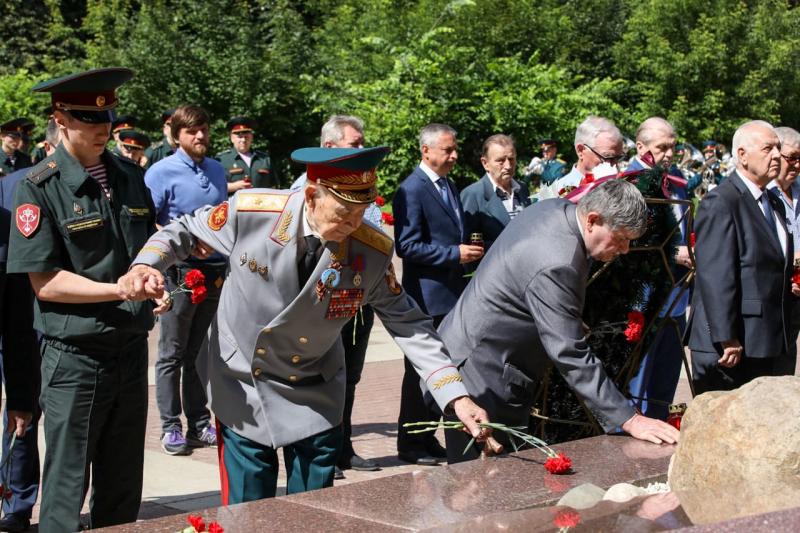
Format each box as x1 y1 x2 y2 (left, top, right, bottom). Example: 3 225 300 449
25 159 59 185
351 222 392 256
215 149 232 158
236 191 290 212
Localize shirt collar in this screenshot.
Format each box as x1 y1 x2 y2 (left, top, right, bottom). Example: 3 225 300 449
740 172 766 200
420 161 445 183
488 173 520 195
301 202 323 241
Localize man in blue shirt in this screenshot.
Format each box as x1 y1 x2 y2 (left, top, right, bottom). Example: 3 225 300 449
145 104 228 455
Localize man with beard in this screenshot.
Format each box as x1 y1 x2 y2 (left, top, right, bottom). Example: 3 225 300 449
216 116 278 194
144 104 228 456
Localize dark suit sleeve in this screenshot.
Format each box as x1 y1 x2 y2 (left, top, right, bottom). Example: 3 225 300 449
459 188 480 240
693 195 740 344
1 272 37 412
524 264 635 430
392 182 460 267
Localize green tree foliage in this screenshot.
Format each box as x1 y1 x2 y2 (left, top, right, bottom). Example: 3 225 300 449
1 0 798 191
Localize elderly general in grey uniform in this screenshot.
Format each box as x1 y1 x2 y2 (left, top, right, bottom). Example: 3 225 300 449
119 146 498 502
439 179 680 464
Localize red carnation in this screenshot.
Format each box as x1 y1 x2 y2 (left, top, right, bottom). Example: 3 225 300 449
381 212 395 225
374 195 386 207
188 514 205 532
689 232 696 247
544 452 572 474
184 269 205 289
208 522 225 533
553 509 582 528
624 310 645 343
191 285 208 304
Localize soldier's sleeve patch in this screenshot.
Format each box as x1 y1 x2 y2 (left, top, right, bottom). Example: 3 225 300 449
16 203 41 238
208 202 229 231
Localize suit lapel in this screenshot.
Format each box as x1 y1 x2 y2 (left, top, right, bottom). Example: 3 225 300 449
482 174 510 225
731 173 784 258
417 167 461 228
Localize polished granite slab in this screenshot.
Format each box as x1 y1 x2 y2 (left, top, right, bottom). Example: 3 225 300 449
102 434 800 532
285 434 675 530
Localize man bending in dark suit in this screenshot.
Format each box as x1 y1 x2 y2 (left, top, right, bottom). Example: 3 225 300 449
460 134 531 264
393 123 483 465
686 120 793 393
439 179 680 463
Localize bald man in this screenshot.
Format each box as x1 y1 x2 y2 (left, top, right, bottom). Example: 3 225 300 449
626 118 691 419
686 120 793 393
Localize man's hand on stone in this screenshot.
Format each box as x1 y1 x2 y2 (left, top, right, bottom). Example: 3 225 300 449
621 413 679 445
117 264 165 301
451 396 503 455
718 340 743 368
459 244 484 264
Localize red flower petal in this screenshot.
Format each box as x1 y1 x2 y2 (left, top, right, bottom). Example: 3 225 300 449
188 514 206 532
191 285 208 304
374 195 386 207
381 212 395 225
208 522 225 533
553 509 582 528
544 452 572 474
185 269 206 289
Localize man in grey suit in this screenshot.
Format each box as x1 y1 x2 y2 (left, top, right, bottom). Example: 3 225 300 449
461 134 531 260
119 146 499 502
439 179 680 463
686 120 793 393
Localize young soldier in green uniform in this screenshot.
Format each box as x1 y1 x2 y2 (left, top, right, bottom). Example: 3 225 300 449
7 67 158 532
144 108 176 168
0 119 33 177
110 114 138 157
215 116 278 193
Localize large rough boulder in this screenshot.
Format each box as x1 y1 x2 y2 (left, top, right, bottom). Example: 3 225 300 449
669 376 800 525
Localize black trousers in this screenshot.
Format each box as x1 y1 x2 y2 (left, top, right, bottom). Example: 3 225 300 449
397 314 444 453
339 305 374 459
691 350 780 395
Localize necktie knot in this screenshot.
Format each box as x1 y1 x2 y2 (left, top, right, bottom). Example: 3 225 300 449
760 191 778 237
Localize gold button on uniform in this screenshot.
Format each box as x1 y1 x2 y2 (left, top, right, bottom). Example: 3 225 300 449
288 375 298 382
299 337 308 344
253 368 263 377
291 355 301 364
256 347 266 355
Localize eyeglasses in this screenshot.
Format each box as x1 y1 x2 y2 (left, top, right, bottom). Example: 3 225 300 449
781 153 800 166
584 144 625 165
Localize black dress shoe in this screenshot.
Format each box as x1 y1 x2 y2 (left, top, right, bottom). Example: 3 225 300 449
348 454 380 471
334 466 345 480
398 450 439 466
0 514 30 532
426 439 448 459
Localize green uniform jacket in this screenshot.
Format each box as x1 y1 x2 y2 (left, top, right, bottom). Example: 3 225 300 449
1 150 32 177
7 145 156 352
31 143 48 165
144 137 174 169
540 158 567 185
215 149 278 189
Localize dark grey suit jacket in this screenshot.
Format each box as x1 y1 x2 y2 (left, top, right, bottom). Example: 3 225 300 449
686 171 792 358
460 174 531 251
438 199 635 431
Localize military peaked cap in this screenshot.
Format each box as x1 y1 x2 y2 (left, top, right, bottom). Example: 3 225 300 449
0 118 31 136
119 130 150 150
227 116 257 134
291 146 390 204
112 115 138 133
32 67 133 124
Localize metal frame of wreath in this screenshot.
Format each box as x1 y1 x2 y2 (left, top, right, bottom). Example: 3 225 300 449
530 195 696 440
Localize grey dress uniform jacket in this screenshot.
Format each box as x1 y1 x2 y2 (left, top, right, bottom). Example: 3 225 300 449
133 190 468 448
438 198 636 432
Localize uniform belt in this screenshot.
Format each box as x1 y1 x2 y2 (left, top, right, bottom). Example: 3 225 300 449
264 372 324 387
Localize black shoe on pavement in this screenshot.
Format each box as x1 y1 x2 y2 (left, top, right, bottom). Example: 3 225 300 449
0 514 30 532
334 466 345 480
398 450 439 466
344 454 380 471
426 439 448 459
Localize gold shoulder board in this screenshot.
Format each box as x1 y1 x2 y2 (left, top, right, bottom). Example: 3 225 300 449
237 192 289 213
351 223 392 256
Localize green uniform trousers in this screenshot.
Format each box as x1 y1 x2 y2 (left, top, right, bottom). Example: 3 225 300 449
217 422 342 504
39 337 148 532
